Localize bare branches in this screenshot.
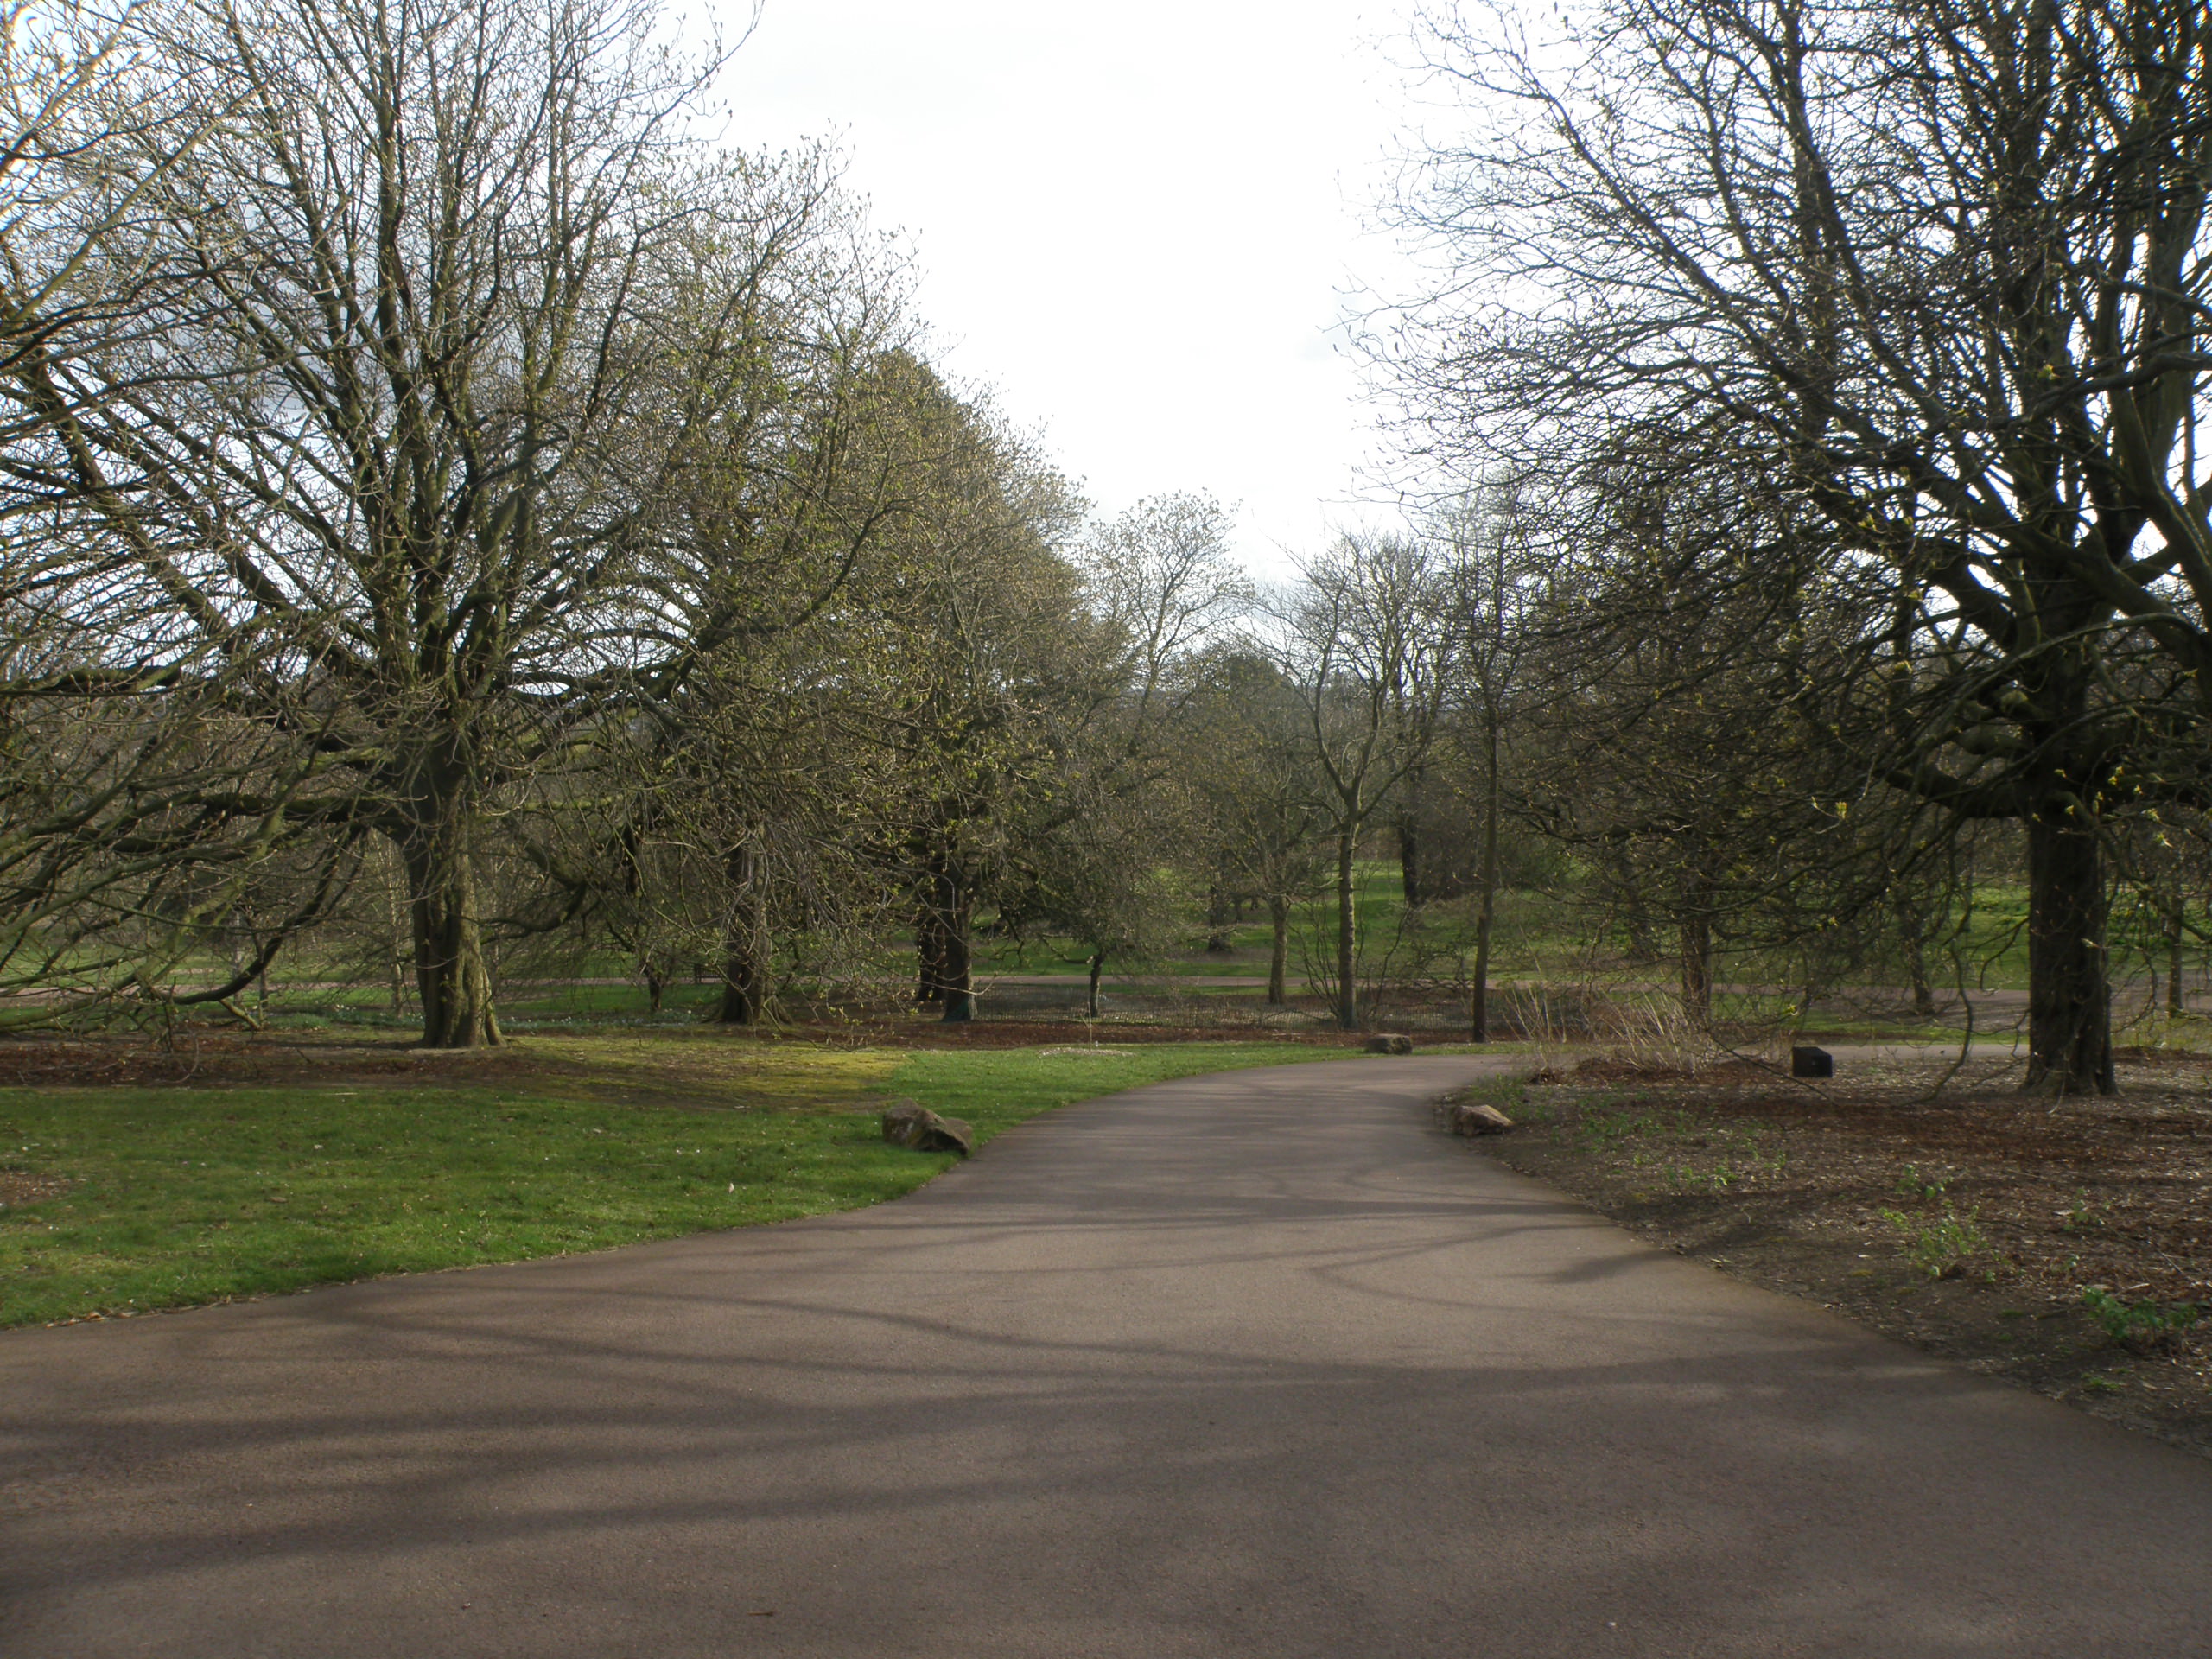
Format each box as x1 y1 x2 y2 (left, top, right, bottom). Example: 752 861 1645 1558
1379 0 2212 1091
1271 532 1453 1028
0 0 938 1041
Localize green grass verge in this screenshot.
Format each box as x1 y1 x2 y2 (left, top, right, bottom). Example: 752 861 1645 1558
99 863 2212 1024
0 1037 1351 1329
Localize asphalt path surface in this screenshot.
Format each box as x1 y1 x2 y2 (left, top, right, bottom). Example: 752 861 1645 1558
4 1057 2210 1656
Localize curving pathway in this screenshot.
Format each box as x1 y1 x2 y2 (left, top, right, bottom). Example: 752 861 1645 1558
3 1057 2209 1656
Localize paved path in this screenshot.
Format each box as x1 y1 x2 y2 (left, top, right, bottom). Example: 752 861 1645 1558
4 1058 2209 1656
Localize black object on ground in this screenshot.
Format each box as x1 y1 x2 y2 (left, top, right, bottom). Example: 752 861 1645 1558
1791 1046 1835 1079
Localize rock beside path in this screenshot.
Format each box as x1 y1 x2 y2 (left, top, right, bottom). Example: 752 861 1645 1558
880 1100 975 1156
1442 1101 1515 1136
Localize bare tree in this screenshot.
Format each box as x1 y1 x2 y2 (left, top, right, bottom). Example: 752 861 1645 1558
1278 535 1451 1030
1 0 223 395
987 493 1251 1014
1384 0 2212 1093
1509 446 1925 1027
0 0 365 1023
515 342 985 1027
1078 493 1249 740
867 374 1089 1023
1434 487 1540 1040
1183 652 1329 1007
10 0 901 1044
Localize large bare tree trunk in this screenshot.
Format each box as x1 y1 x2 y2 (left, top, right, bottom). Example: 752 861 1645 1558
914 903 945 1006
1469 717 1502 1041
1396 813 1422 907
2025 806 2114 1095
719 947 764 1025
938 887 975 1023
1334 828 1358 1030
915 863 974 1022
402 813 500 1049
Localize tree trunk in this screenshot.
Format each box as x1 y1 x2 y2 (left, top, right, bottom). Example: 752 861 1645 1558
1470 716 1502 1042
1086 950 1105 1020
644 962 666 1016
719 952 762 1024
1677 871 1713 1029
914 904 945 1005
1335 827 1358 1030
402 817 500 1049
1205 882 1232 953
1266 896 1289 1007
1612 856 1658 963
939 885 975 1023
718 843 766 1026
2165 893 2187 1019
1396 812 1422 908
1897 895 1936 1018
2024 806 2114 1094
385 874 407 1015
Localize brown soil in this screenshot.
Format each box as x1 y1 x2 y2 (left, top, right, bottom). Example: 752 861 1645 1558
0 1032 537 1089
773 1019 1355 1051
1463 1051 2212 1456
0 1018 1357 1090
0 1170 68 1210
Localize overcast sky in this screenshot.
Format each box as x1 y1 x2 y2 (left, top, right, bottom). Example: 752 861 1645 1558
710 1 1419 576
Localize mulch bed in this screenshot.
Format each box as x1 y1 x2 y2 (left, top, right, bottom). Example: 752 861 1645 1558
1467 1052 2212 1455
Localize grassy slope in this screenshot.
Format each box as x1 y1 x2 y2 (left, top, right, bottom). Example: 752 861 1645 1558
0 1037 1353 1329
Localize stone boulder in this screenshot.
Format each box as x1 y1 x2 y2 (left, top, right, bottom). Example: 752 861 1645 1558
880 1099 975 1156
1364 1033 1416 1055
1444 1102 1515 1136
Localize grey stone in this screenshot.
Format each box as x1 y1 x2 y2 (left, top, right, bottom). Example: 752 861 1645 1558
880 1100 975 1156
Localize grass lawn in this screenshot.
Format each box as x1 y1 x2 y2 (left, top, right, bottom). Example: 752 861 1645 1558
170 865 2175 1039
110 842 2212 1050
0 1034 1355 1329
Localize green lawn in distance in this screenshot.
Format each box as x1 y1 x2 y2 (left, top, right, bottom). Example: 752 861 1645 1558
0 1039 1354 1328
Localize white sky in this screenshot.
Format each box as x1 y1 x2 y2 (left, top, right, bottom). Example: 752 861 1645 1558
709 1 1417 577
